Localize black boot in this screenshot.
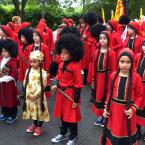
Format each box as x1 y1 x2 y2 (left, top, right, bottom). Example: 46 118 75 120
83 69 88 85
136 124 141 140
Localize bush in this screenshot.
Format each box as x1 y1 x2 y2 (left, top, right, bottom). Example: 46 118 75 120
0 4 82 30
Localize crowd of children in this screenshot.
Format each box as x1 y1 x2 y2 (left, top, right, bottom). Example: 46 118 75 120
0 13 145 145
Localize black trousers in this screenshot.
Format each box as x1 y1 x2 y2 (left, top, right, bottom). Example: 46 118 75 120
33 120 43 127
60 121 78 140
1 106 18 118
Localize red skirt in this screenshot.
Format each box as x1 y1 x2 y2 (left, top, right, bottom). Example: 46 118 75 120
53 88 81 123
104 99 138 145
92 72 108 116
0 81 19 107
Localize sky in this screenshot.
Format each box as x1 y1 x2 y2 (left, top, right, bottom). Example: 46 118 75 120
59 0 81 8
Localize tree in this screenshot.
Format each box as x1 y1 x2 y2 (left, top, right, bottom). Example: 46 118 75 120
12 0 28 19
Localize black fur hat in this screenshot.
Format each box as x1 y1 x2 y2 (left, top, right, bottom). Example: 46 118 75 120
0 39 18 57
119 15 130 25
59 27 81 38
90 23 106 39
82 12 97 26
18 28 34 44
55 33 84 62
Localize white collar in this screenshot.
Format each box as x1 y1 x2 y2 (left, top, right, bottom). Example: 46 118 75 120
1 57 11 70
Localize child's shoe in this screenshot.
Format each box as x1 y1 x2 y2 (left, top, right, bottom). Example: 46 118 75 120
33 127 42 136
26 125 37 133
51 134 68 143
94 116 104 127
6 117 17 124
0 114 7 121
143 134 145 142
66 138 78 145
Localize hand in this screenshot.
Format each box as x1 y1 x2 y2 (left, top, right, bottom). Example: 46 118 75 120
72 103 79 109
103 108 110 118
51 85 57 91
125 109 133 119
29 96 36 101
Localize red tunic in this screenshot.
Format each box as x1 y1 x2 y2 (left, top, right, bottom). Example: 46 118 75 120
53 61 83 123
134 53 145 126
18 44 32 81
0 58 19 107
91 49 116 116
82 26 95 70
46 28 54 62
87 40 100 84
123 36 143 54
105 72 143 145
111 31 123 57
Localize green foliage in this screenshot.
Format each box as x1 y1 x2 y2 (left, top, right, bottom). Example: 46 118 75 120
0 4 82 30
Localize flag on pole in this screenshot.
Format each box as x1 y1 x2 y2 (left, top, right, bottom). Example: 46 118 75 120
140 8 143 19
111 10 114 20
114 0 125 21
101 8 106 23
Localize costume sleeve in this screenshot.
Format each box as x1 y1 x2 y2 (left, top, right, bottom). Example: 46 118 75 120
132 74 144 111
73 63 83 89
110 50 117 73
112 34 123 51
73 63 83 103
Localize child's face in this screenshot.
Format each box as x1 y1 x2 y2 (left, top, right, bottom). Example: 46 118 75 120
142 43 145 53
106 23 112 32
33 32 41 43
99 34 108 47
127 26 135 35
1 48 10 58
30 59 40 69
119 56 132 73
61 49 71 61
80 21 86 28
20 35 27 44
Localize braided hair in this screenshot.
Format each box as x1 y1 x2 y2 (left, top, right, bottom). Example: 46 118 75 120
136 50 143 73
40 63 45 112
23 67 31 111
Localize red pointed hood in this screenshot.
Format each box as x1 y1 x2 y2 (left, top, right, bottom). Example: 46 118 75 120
7 22 15 31
1 25 13 38
108 20 118 31
37 21 46 32
128 21 142 36
20 22 30 30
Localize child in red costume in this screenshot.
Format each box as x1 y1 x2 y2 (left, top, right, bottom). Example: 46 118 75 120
0 39 19 124
91 31 116 127
102 48 143 145
123 22 143 54
18 28 34 82
51 33 84 145
106 20 123 57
